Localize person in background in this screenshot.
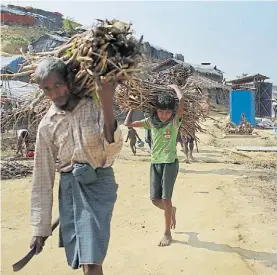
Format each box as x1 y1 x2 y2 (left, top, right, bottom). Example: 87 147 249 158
124 84 184 247
16 129 29 156
273 100 277 118
177 130 195 163
125 127 141 155
28 43 34 54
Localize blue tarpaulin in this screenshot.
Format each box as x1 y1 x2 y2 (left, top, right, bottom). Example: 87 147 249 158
0 56 25 73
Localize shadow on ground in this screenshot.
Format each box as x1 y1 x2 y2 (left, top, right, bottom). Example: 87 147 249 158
173 232 277 270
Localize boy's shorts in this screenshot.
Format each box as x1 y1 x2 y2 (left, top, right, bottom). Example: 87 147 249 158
150 159 179 200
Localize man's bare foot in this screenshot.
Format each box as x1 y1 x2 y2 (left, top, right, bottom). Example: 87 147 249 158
158 232 172 247
171 207 176 229
185 159 191 164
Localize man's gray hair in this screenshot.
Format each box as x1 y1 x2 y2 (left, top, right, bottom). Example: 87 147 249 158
35 57 67 84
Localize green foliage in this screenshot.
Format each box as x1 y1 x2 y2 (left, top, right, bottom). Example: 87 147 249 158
64 17 82 29
63 18 74 32
9 36 28 46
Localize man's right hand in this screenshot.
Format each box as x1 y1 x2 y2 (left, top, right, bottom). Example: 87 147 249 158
30 236 45 255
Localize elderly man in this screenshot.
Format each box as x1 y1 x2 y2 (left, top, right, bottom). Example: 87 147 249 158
30 57 123 275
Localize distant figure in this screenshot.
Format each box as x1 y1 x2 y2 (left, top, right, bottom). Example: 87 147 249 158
28 43 34 54
16 129 29 156
125 127 141 155
177 130 195 163
273 102 277 118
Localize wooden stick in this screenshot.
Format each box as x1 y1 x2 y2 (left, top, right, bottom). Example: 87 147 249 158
0 70 33 78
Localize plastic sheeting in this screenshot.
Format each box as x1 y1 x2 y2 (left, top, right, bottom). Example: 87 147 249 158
0 56 25 73
1 80 38 98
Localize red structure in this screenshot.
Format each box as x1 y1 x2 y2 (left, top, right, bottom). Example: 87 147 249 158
1 12 35 26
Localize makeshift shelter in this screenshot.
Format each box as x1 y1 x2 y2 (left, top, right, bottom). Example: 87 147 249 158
227 74 273 118
152 58 224 83
0 56 25 74
31 34 69 52
150 58 230 107
1 80 38 98
0 56 28 82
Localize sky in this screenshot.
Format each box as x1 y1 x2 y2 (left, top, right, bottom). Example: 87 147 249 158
3 1 277 83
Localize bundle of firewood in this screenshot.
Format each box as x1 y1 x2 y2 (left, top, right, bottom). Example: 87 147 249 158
1 160 33 180
115 62 209 137
1 19 142 98
115 78 208 137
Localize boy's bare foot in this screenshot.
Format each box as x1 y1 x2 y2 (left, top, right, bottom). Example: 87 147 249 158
185 159 191 164
171 207 176 229
158 232 172 247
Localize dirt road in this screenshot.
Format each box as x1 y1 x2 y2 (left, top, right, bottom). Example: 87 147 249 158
1 124 277 275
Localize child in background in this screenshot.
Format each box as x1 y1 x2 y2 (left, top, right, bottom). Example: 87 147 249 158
125 127 142 155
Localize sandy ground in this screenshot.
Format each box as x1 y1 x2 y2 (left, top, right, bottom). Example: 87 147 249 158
1 113 277 275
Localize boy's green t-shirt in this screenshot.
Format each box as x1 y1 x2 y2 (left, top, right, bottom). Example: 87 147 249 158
141 116 181 164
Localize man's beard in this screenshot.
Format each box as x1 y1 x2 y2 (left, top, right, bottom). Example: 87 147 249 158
56 94 80 111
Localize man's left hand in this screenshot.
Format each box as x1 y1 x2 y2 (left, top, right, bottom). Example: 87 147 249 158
96 77 119 144
96 77 117 105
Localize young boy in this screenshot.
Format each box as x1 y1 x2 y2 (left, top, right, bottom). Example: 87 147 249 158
125 127 141 155
124 84 184 247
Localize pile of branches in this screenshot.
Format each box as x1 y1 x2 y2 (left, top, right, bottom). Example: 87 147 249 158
1 106 43 136
1 160 33 180
3 19 142 91
115 79 208 137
